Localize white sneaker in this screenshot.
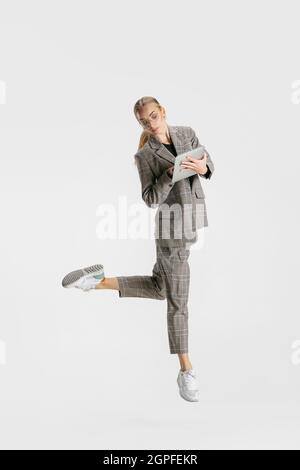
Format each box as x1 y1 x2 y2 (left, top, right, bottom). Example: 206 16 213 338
177 368 200 402
61 264 104 292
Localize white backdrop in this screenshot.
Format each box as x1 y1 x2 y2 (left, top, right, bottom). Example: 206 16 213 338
0 0 300 450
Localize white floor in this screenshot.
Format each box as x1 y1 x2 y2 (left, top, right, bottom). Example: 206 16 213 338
1 403 300 450
1 357 299 449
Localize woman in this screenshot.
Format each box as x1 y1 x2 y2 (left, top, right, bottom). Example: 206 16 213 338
61 96 214 402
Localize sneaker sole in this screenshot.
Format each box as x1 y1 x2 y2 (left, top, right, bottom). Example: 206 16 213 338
179 390 199 402
62 264 104 288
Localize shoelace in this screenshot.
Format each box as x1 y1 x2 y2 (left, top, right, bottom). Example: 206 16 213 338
182 369 196 385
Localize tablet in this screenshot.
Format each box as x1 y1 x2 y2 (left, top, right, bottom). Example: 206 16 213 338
171 145 206 183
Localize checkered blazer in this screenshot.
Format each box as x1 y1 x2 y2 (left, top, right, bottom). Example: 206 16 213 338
134 125 214 247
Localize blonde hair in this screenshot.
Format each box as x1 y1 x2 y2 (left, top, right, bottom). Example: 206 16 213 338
133 96 163 155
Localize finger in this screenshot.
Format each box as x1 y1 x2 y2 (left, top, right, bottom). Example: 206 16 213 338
181 164 194 169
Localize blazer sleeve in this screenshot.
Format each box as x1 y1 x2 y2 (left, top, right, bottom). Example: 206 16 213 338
134 154 174 208
190 127 214 179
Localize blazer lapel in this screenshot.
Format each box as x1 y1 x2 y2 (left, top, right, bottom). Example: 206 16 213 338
148 125 181 164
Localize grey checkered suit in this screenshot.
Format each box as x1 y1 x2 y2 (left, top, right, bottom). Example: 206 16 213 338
116 125 214 354
134 125 214 248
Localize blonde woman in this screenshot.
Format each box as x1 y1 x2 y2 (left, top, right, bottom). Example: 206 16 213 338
61 96 214 402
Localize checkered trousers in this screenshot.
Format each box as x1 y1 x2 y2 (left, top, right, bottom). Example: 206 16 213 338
116 243 191 354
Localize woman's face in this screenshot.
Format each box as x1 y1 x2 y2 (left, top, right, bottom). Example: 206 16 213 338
137 103 166 135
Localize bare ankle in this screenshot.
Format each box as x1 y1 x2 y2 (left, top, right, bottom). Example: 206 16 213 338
95 277 106 289
95 277 119 290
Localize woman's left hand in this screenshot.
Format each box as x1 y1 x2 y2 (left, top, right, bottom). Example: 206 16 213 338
180 153 208 175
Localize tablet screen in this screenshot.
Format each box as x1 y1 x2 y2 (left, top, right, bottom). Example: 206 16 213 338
171 145 206 183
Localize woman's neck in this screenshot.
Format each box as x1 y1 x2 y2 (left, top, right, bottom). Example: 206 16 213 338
158 131 171 145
